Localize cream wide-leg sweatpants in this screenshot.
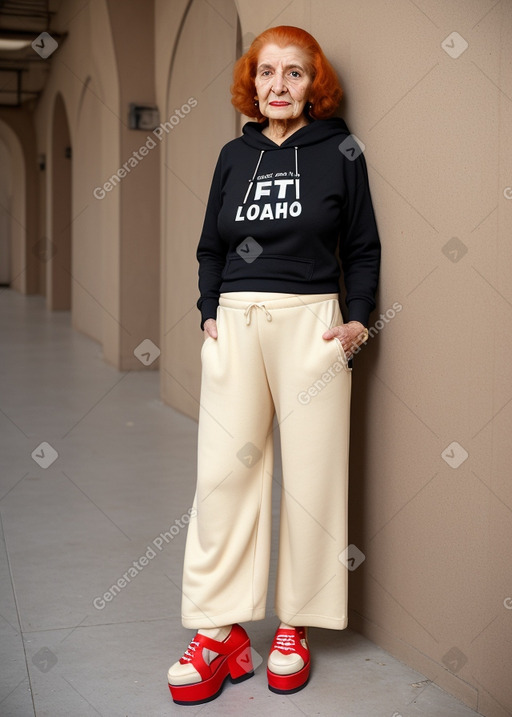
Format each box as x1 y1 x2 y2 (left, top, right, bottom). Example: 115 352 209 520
181 292 352 631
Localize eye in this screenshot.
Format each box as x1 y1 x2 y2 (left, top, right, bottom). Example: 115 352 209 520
260 70 272 77
290 70 301 78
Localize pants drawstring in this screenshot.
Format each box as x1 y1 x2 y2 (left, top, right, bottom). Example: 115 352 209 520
244 303 273 326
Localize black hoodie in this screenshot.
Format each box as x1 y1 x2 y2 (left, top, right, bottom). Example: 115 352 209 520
197 117 381 328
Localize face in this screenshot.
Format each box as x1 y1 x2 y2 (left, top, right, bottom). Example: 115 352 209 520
254 43 313 121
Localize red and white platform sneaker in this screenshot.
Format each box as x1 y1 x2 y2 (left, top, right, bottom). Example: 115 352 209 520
267 625 311 694
168 624 254 705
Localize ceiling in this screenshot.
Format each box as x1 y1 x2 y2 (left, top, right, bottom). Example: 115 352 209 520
0 0 66 107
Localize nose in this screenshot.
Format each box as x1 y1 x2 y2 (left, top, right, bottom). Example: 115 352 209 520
272 72 285 94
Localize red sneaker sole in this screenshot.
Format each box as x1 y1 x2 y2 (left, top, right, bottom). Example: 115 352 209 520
170 670 254 706
267 660 310 694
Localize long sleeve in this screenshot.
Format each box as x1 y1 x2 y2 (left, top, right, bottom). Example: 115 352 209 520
339 152 381 327
196 154 227 329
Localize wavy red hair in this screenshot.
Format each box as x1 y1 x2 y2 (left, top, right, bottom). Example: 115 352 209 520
231 26 342 121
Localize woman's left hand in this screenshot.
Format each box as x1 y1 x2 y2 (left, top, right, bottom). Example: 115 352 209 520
322 321 367 360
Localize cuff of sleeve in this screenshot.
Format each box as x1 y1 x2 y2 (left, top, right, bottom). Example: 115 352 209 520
347 299 373 328
199 298 219 330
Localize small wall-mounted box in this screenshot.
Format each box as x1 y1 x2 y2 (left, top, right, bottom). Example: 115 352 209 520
128 104 160 130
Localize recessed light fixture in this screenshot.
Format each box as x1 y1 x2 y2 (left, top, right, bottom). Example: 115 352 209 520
0 39 32 51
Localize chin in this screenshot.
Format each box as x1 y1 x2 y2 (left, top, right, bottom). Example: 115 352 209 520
267 110 295 120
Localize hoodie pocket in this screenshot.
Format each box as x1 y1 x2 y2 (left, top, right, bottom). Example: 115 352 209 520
222 254 315 282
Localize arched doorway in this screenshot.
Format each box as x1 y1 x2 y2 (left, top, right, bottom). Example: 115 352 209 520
48 92 72 310
161 0 240 417
0 137 11 286
0 120 26 291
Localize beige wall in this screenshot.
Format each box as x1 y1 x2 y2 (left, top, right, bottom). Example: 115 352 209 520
157 1 512 715
3 0 510 713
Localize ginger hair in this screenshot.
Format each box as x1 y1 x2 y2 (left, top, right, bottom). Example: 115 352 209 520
231 25 342 121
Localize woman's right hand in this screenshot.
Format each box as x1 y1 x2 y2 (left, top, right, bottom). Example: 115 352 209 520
203 318 218 340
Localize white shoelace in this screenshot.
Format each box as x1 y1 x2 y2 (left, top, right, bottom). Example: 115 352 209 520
274 632 297 653
181 639 200 662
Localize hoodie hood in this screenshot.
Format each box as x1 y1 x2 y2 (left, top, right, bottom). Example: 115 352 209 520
241 117 351 150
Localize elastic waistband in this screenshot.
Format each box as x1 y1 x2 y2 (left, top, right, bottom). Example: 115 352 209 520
219 292 338 311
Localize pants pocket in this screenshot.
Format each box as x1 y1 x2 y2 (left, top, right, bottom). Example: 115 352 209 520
200 335 214 360
326 300 352 372
333 336 352 372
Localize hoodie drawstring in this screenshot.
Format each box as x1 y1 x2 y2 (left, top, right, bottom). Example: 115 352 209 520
294 146 300 200
242 149 265 205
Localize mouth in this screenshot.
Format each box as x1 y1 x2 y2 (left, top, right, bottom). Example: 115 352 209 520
269 101 290 107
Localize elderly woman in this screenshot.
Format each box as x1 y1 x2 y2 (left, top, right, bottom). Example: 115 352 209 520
168 25 380 705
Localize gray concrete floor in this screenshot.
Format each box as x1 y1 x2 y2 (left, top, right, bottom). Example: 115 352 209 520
0 288 482 717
